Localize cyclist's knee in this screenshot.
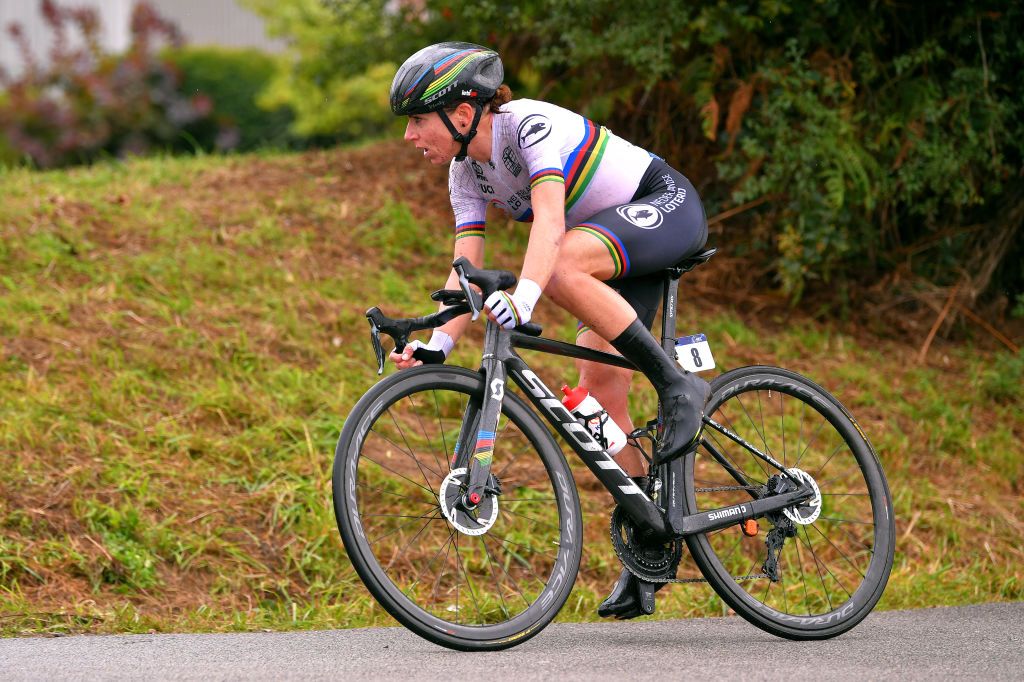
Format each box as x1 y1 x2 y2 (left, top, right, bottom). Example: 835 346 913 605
579 363 632 408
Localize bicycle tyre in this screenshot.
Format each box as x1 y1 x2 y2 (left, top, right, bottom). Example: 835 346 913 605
333 365 582 651
682 365 894 639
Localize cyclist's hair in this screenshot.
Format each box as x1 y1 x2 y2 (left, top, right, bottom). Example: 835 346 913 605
487 84 513 112
445 84 513 115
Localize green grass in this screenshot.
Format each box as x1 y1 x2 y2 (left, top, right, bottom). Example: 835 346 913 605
0 146 1021 637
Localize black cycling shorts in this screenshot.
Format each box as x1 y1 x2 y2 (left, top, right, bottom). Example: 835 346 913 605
572 158 707 336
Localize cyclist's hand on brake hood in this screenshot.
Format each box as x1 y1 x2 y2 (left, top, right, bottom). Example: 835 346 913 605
389 330 454 369
484 279 542 330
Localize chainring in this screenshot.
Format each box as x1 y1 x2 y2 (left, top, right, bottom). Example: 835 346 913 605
609 505 683 583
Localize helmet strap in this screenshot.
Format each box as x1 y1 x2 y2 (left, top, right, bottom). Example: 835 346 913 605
438 102 483 162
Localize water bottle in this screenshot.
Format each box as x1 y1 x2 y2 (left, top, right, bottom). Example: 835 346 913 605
560 385 628 455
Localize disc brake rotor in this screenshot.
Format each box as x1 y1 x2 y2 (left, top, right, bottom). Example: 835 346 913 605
439 467 499 536
782 468 822 525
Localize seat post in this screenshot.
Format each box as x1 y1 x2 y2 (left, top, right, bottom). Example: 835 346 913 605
660 274 682 354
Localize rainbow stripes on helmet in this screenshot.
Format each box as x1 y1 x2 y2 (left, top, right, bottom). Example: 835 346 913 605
420 48 489 102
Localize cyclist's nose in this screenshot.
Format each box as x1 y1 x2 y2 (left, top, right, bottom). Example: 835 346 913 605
404 120 417 142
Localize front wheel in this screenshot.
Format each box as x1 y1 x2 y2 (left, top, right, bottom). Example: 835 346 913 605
333 365 582 651
683 366 894 639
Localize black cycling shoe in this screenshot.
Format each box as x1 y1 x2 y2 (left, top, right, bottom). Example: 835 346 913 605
597 568 662 620
654 372 711 465
610 319 711 465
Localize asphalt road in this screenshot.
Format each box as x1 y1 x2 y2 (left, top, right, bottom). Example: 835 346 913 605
2 602 1021 680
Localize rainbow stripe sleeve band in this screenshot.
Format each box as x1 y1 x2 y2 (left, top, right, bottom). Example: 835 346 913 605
455 221 485 240
529 168 565 189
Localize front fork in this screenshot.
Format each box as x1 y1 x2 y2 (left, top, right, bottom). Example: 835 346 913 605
451 322 505 509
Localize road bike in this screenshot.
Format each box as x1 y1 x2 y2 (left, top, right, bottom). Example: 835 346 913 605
332 250 894 651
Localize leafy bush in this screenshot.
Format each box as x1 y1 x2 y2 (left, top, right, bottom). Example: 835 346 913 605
0 0 233 168
166 46 296 151
246 0 1023 306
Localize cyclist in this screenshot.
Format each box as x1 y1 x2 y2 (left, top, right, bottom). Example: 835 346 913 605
386 42 711 619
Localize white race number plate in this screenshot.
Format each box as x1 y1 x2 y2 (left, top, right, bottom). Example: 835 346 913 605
675 333 715 373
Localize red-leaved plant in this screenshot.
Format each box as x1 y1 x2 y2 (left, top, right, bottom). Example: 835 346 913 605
0 0 235 167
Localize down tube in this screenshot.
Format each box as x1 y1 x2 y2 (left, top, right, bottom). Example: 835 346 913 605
505 357 670 538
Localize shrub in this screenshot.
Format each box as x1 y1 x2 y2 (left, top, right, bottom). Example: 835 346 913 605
0 0 233 168
165 46 296 152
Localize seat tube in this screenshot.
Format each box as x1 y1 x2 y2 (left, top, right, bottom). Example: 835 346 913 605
464 322 505 502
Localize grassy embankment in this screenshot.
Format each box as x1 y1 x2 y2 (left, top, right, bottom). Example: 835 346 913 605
1 142 1021 636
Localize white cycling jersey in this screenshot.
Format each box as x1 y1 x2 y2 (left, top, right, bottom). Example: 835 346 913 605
448 99 655 240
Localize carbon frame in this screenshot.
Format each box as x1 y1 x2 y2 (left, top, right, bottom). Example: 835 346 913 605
450 273 813 541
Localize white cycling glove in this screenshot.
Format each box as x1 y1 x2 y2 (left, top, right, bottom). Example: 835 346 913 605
401 329 454 364
484 279 542 330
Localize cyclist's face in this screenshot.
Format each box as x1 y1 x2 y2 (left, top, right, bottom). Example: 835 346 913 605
404 112 459 164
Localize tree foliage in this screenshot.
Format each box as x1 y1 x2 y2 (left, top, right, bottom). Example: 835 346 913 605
210 1 1024 305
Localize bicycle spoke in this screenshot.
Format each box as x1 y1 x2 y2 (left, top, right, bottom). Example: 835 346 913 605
406 391 448 482
811 440 846 479
479 535 513 619
800 526 834 610
793 415 830 470
810 522 866 582
720 393 770 477
388 407 444 493
402 524 458 601
432 389 455 475
372 418 444 482
368 508 443 546
482 534 534 610
357 481 437 507
452 533 486 624
385 510 447 572
499 506 561 532
361 454 438 501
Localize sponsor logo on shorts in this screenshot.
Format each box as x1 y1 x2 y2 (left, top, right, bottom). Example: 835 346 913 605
517 114 552 149
616 203 664 229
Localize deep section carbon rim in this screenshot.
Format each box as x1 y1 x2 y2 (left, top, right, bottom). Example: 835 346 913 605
684 366 893 638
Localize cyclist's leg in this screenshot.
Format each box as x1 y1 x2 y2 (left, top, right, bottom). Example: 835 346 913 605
573 276 663 477
546 160 711 620
574 329 642 475
546 160 710 464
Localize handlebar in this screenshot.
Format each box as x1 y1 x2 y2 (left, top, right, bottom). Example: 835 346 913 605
365 260 543 374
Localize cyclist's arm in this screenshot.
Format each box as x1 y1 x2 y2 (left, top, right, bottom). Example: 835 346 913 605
434 232 484 343
518 180 566 289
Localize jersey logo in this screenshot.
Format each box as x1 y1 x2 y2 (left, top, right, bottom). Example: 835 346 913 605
517 114 552 149
502 146 522 176
470 160 487 180
616 203 664 229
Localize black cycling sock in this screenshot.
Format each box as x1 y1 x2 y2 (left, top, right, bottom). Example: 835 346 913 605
611 318 710 463
610 318 683 395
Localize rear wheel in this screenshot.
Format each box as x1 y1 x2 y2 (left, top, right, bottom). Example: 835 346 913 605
333 366 582 651
683 366 894 639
